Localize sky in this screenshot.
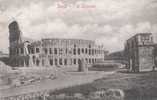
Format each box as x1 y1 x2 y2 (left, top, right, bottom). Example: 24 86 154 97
0 0 157 53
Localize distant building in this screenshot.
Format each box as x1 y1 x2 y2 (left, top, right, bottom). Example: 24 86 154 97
9 21 107 67
124 33 155 72
0 51 9 65
0 51 8 58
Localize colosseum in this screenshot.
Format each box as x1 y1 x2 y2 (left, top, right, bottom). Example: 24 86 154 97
9 21 108 67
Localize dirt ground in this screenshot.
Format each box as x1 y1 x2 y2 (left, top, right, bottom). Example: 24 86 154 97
54 70 157 100
2 65 157 100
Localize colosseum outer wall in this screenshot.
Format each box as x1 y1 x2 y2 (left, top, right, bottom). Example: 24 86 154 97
25 38 105 67
8 21 107 67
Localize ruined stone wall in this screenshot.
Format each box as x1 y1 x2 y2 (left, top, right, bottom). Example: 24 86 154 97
26 38 105 67
8 21 24 67
8 21 22 45
125 33 155 72
125 35 139 72
138 46 154 71
154 45 157 66
8 21 106 67
9 38 106 67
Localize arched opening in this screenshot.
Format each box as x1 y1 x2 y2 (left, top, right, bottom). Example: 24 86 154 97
89 49 91 55
54 48 57 55
59 58 62 65
64 59 67 65
55 59 58 65
85 58 88 63
74 59 76 65
73 48 76 55
49 59 53 66
89 58 91 64
85 48 88 54
49 48 52 54
36 59 40 66
78 48 80 55
44 48 48 54
82 48 84 54
92 58 95 64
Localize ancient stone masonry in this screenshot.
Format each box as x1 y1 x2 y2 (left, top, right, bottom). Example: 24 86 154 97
153 44 157 67
124 33 155 72
78 59 88 72
9 21 107 67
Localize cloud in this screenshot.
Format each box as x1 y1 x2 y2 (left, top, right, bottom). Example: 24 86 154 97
152 24 157 42
96 36 121 52
0 0 157 53
96 22 157 52
136 22 152 33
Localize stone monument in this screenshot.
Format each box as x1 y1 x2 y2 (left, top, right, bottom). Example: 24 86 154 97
78 59 88 72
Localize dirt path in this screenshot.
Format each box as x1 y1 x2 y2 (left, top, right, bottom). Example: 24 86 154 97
0 71 115 98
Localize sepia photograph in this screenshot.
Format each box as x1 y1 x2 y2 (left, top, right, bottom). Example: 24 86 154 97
0 0 157 100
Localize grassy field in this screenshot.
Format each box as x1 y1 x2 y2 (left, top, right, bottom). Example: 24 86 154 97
52 71 157 100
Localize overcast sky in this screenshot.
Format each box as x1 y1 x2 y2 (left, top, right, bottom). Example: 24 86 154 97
0 0 157 53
